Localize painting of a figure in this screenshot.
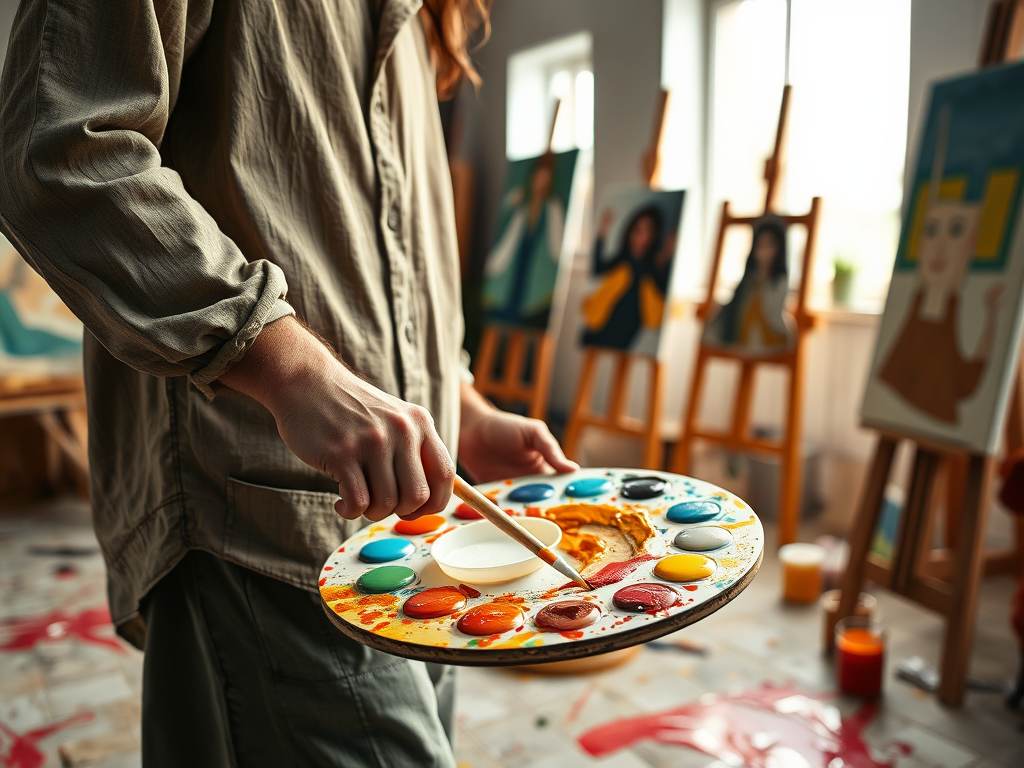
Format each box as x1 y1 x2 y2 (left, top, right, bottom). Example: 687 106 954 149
580 187 685 356
482 149 581 330
0 234 81 371
861 61 1024 453
703 215 794 355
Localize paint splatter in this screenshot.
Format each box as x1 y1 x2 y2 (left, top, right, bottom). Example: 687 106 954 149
0 606 124 654
0 712 94 768
457 584 481 598
577 683 912 768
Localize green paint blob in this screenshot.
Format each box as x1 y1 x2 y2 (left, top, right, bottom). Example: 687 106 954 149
356 565 417 594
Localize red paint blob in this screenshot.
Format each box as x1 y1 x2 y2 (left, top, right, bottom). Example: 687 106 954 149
454 503 484 520
394 514 446 535
577 682 911 768
318 577 327 586
457 584 481 598
535 600 601 631
683 584 698 592
402 587 468 619
560 630 585 639
612 583 680 613
457 602 524 636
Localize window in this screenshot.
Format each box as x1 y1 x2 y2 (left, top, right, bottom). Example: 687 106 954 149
707 0 912 305
506 32 594 160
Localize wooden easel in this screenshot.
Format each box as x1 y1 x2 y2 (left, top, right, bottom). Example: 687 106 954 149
671 86 821 547
834 0 1024 707
472 101 564 420
561 90 672 470
0 371 89 499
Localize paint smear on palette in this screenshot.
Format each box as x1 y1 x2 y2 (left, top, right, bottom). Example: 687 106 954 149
0 712 94 768
0 606 125 654
557 553 657 591
528 504 660 571
577 683 912 768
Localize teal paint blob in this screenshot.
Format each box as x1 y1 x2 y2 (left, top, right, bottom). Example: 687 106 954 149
564 478 613 498
359 538 415 563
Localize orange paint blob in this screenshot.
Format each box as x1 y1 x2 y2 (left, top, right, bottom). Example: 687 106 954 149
457 602 525 636
394 514 446 535
402 587 468 619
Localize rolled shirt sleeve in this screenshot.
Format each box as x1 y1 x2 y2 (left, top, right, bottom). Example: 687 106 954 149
0 0 288 398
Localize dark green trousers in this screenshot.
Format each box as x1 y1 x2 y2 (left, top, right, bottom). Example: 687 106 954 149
141 550 456 767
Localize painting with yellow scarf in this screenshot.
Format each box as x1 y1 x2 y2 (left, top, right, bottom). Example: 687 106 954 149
580 187 685 356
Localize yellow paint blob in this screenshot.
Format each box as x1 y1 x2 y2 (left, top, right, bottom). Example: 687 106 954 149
653 554 716 582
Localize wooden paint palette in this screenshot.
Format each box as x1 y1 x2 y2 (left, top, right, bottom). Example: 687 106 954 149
319 468 763 665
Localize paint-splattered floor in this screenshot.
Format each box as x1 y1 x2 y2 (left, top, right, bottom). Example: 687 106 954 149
2 498 1022 767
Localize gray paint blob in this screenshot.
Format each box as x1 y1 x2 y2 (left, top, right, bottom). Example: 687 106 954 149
673 527 733 552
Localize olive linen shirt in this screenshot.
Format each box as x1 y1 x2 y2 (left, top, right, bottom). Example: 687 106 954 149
0 0 464 646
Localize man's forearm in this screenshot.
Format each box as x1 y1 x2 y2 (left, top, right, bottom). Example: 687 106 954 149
218 315 336 416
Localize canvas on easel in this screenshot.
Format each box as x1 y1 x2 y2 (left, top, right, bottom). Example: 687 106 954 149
481 148 582 330
672 85 821 547
860 64 1024 451
561 89 681 470
472 98 588 422
836 43 1024 706
580 187 686 357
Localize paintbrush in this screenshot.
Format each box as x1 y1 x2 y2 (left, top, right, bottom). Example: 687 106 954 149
452 475 591 590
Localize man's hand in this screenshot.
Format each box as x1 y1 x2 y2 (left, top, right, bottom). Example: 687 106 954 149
218 317 454 522
458 383 578 484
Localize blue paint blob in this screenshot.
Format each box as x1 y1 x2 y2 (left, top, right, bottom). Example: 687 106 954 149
565 478 613 498
359 538 415 563
620 476 668 500
508 483 555 503
666 500 723 523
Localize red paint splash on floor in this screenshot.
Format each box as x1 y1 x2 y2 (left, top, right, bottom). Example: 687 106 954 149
577 682 912 767
0 712 94 768
0 606 125 655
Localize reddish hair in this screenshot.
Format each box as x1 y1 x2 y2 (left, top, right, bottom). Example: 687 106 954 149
419 0 491 99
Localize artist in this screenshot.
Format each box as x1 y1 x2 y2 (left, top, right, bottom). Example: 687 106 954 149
0 1 576 765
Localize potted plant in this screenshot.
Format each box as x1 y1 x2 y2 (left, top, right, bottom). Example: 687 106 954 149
832 256 857 306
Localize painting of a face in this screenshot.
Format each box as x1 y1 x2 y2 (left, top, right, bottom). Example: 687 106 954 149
917 201 980 289
628 215 657 259
753 230 779 272
530 164 554 199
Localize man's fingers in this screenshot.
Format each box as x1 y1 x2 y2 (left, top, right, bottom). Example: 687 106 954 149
335 470 370 520
525 421 579 473
393 438 432 519
417 433 455 518
364 451 400 522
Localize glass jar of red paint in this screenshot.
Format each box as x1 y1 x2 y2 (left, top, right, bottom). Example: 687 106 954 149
835 616 886 697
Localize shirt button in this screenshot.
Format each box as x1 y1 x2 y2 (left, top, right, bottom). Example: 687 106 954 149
388 206 401 231
405 320 415 343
